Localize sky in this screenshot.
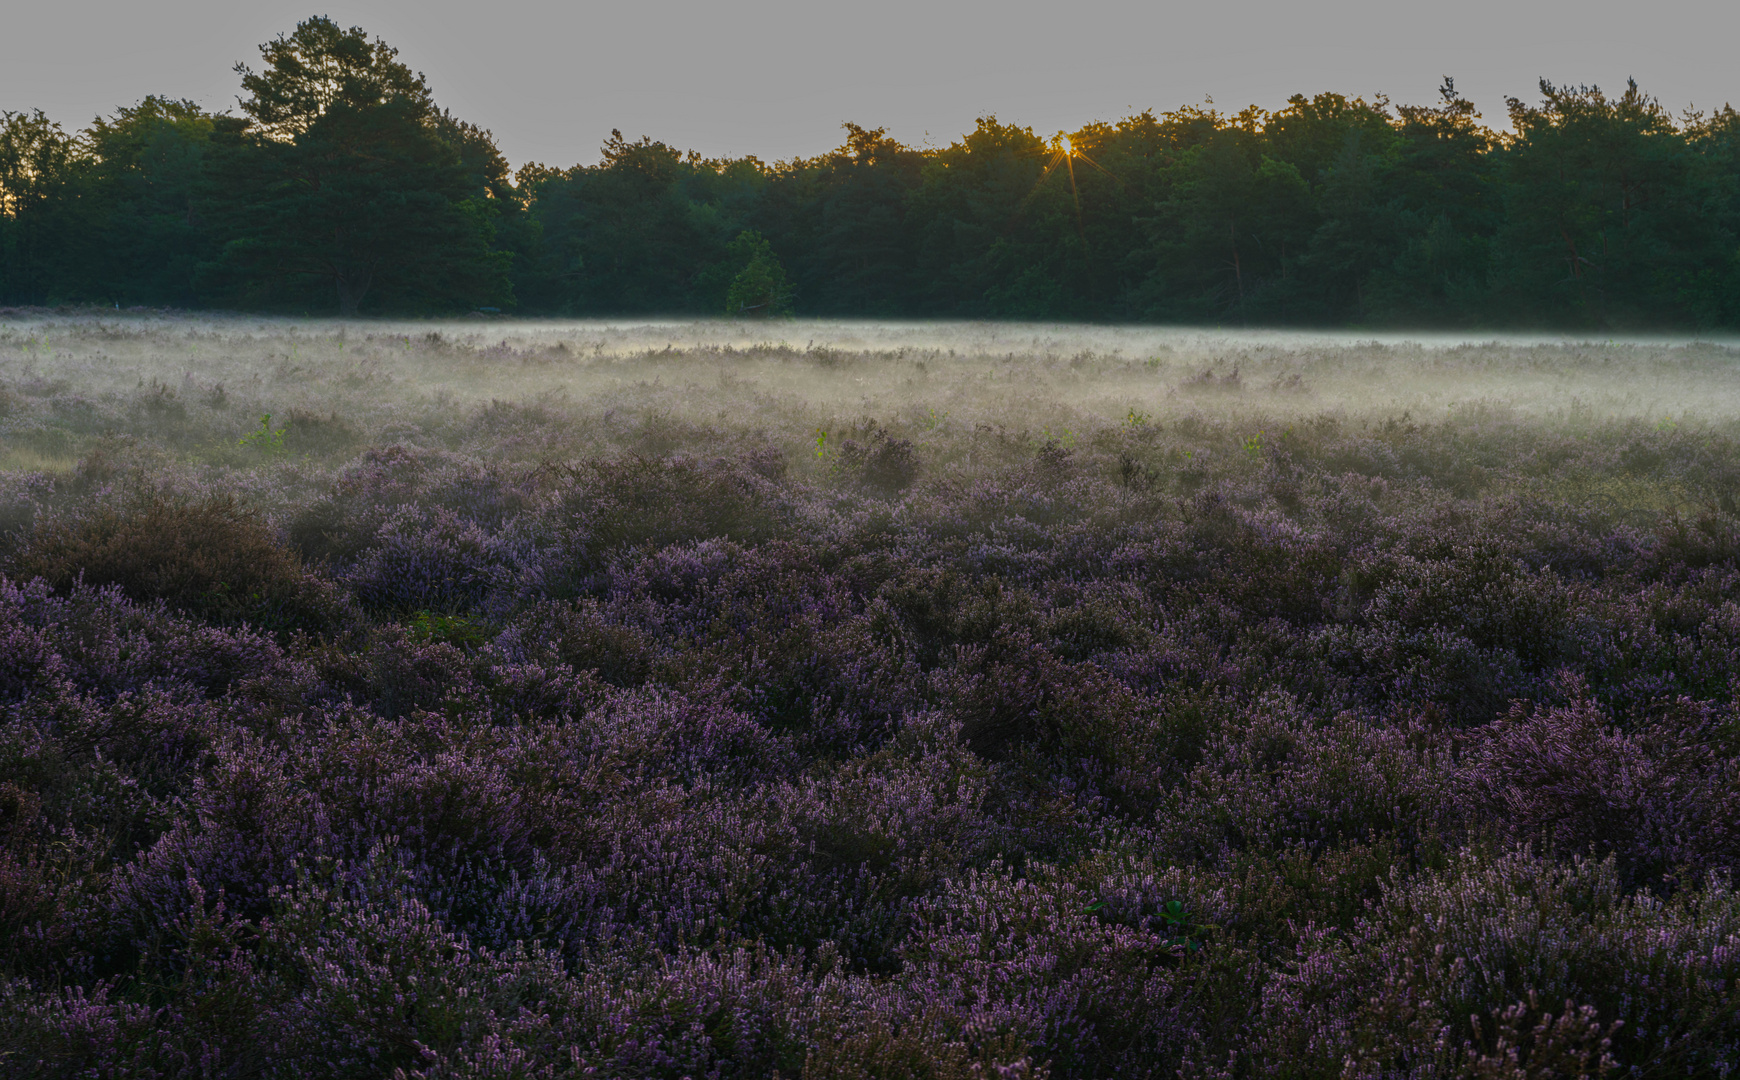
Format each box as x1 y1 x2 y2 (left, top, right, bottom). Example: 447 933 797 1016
4 0 1736 170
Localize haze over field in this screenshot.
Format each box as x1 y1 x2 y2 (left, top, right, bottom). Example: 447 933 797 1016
4 314 1740 482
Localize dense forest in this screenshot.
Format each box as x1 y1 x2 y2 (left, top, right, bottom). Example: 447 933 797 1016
3 16 1739 328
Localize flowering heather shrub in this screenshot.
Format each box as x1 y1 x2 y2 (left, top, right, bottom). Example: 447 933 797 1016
5 320 1740 1075
1237 850 1740 1077
1454 690 1740 888
340 505 505 613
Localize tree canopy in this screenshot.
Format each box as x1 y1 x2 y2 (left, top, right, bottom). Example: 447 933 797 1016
3 24 1737 328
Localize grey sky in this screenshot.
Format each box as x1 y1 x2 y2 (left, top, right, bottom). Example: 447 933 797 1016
4 0 1735 170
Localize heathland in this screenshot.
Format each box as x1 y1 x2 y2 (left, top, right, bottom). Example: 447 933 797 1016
2 313 1740 1075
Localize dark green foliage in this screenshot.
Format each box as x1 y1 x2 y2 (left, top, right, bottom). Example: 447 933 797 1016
210 18 510 315
545 75 1720 328
233 17 434 140
1488 80 1731 327
510 130 766 315
61 98 219 308
765 123 928 315
1 28 1737 324
0 110 78 305
0 18 514 316
723 229 794 316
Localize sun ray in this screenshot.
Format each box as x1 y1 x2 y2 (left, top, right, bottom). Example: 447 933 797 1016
1015 147 1069 215
1064 151 1087 246
1006 132 1119 245
1070 148 1119 184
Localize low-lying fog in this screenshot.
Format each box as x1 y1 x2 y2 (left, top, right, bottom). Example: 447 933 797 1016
1 313 1737 488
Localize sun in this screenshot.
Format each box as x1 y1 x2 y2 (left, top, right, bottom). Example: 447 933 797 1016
1021 131 1117 246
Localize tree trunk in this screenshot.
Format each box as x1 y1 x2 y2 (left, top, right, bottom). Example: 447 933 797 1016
1230 220 1246 326
336 269 373 318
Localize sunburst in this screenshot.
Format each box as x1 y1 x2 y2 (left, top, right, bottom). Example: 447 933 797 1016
1021 132 1119 246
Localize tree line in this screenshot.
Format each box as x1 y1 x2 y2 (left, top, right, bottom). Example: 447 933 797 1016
3 16 1738 328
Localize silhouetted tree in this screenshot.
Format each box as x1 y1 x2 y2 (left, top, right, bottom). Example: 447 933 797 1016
1490 79 1726 327
71 97 220 306
1360 78 1500 325
0 110 77 303
4 36 1738 330
214 17 509 315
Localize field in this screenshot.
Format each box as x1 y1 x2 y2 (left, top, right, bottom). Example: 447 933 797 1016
3 312 1740 1076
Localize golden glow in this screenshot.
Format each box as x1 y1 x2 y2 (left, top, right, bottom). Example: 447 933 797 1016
1010 132 1123 249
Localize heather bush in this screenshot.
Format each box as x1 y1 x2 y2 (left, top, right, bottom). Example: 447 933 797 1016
837 427 923 496
1237 850 1740 1078
558 453 794 555
1 318 1739 1075
15 495 352 635
339 505 504 613
1455 690 1740 888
